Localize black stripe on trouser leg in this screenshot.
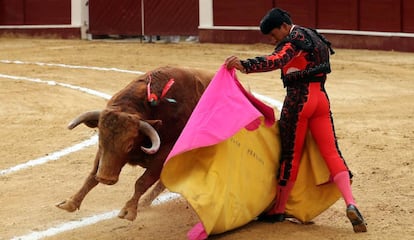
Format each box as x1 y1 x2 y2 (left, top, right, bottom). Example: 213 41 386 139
278 85 309 186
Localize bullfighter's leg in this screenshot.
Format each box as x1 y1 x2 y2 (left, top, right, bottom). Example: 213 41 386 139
118 164 162 221
56 149 100 212
139 180 166 207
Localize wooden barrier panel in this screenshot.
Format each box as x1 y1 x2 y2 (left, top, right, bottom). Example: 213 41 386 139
0 0 70 25
402 0 414 33
89 0 198 36
212 0 272 26
317 0 358 30
359 0 401 32
89 0 142 35
144 0 198 35
274 0 317 28
24 0 71 25
0 0 25 25
1 0 413 51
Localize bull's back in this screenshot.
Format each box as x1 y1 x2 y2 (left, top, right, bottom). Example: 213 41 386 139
162 66 214 92
186 68 215 89
143 67 214 143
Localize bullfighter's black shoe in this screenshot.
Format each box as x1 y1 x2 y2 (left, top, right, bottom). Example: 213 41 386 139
346 204 367 233
257 213 285 223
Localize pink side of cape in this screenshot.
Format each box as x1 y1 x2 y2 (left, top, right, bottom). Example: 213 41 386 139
166 66 275 162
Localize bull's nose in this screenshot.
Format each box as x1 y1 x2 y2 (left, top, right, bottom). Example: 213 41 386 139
95 176 118 185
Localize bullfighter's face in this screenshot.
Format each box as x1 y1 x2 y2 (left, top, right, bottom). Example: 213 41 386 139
269 22 291 44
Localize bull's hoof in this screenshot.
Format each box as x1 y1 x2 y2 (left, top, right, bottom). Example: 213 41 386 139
118 207 137 221
55 199 79 212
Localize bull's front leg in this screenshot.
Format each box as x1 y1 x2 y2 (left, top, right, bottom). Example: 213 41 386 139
118 165 162 221
56 149 101 212
139 180 166 207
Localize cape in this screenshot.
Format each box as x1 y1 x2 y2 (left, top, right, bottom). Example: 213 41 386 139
161 65 340 235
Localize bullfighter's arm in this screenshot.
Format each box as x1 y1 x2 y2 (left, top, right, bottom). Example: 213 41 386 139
241 42 297 73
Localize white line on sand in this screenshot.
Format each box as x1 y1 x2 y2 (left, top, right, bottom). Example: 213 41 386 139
0 59 145 75
0 135 98 176
0 72 112 176
10 210 119 240
0 73 112 100
11 193 181 240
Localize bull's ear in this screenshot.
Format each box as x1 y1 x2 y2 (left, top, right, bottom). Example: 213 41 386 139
146 120 162 129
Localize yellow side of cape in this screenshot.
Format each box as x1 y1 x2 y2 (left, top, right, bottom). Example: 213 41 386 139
161 120 340 234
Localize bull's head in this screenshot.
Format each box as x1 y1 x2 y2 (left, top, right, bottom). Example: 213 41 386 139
67 109 161 185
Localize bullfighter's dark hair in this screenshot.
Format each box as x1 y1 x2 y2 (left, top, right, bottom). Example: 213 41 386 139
260 8 292 34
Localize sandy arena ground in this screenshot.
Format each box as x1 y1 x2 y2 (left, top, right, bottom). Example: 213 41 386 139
0 37 413 240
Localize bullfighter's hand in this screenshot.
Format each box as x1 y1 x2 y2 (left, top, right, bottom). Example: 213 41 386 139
225 56 246 73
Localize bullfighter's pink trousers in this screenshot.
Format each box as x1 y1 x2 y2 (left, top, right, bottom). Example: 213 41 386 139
270 81 356 214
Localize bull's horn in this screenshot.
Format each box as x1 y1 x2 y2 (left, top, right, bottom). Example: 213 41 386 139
139 120 161 154
68 110 101 129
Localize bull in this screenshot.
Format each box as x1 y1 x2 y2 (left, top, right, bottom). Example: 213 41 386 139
56 66 213 221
